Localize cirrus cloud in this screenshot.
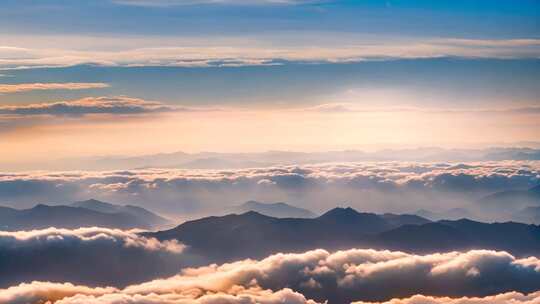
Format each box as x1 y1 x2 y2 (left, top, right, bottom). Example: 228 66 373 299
0 82 109 94
1 38 539 70
0 96 211 117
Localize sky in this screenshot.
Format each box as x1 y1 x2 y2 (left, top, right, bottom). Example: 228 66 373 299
1 0 540 166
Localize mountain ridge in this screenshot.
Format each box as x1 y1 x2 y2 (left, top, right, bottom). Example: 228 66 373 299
148 207 540 263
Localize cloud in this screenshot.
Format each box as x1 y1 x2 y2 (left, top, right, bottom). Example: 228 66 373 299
0 227 184 253
0 82 109 94
1 248 540 304
0 227 198 288
301 103 540 116
0 96 201 117
1 38 539 69
1 283 318 304
352 291 540 304
0 161 538 216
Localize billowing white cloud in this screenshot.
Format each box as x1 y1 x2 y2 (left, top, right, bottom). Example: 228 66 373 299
352 292 540 304
1 248 540 304
0 282 117 304
0 227 184 253
0 227 194 288
0 82 109 94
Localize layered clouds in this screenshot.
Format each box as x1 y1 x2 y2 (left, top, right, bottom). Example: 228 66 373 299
352 292 540 304
1 38 539 70
0 161 538 218
0 227 201 288
0 96 192 117
1 248 540 304
0 82 109 94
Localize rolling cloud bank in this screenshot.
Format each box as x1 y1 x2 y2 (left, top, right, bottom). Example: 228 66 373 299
0 227 204 288
1 245 539 304
1 161 538 220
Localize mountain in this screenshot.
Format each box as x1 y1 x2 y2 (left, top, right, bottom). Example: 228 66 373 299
0 204 150 230
380 219 540 256
477 184 540 211
72 199 169 228
231 201 317 218
415 208 475 221
148 207 540 263
148 207 431 262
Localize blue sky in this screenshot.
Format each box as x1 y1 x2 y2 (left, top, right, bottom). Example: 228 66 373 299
0 0 539 163
1 0 538 38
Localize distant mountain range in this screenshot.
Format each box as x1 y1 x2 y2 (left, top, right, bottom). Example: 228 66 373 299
71 199 170 228
230 201 317 218
9 147 540 171
0 199 169 231
478 184 540 215
415 208 476 221
149 207 540 262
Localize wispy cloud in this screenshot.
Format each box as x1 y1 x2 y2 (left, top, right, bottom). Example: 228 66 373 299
1 38 539 70
0 96 214 117
301 103 540 115
0 82 109 94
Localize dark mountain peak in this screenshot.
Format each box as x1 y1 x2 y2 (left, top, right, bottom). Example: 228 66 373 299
238 210 273 219
72 199 116 211
79 198 104 204
32 203 50 209
319 207 362 219
439 218 481 226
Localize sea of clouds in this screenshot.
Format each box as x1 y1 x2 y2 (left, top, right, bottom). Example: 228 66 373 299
1 242 539 304
1 161 538 219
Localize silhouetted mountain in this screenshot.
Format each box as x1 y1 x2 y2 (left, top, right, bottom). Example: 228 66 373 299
0 204 151 230
72 199 169 228
149 207 540 262
231 201 317 218
149 208 431 261
380 219 540 256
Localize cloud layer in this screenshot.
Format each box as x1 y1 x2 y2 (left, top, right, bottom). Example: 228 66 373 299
0 96 180 117
1 248 539 304
1 38 539 69
0 82 109 94
0 227 198 288
352 292 540 304
0 161 538 217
